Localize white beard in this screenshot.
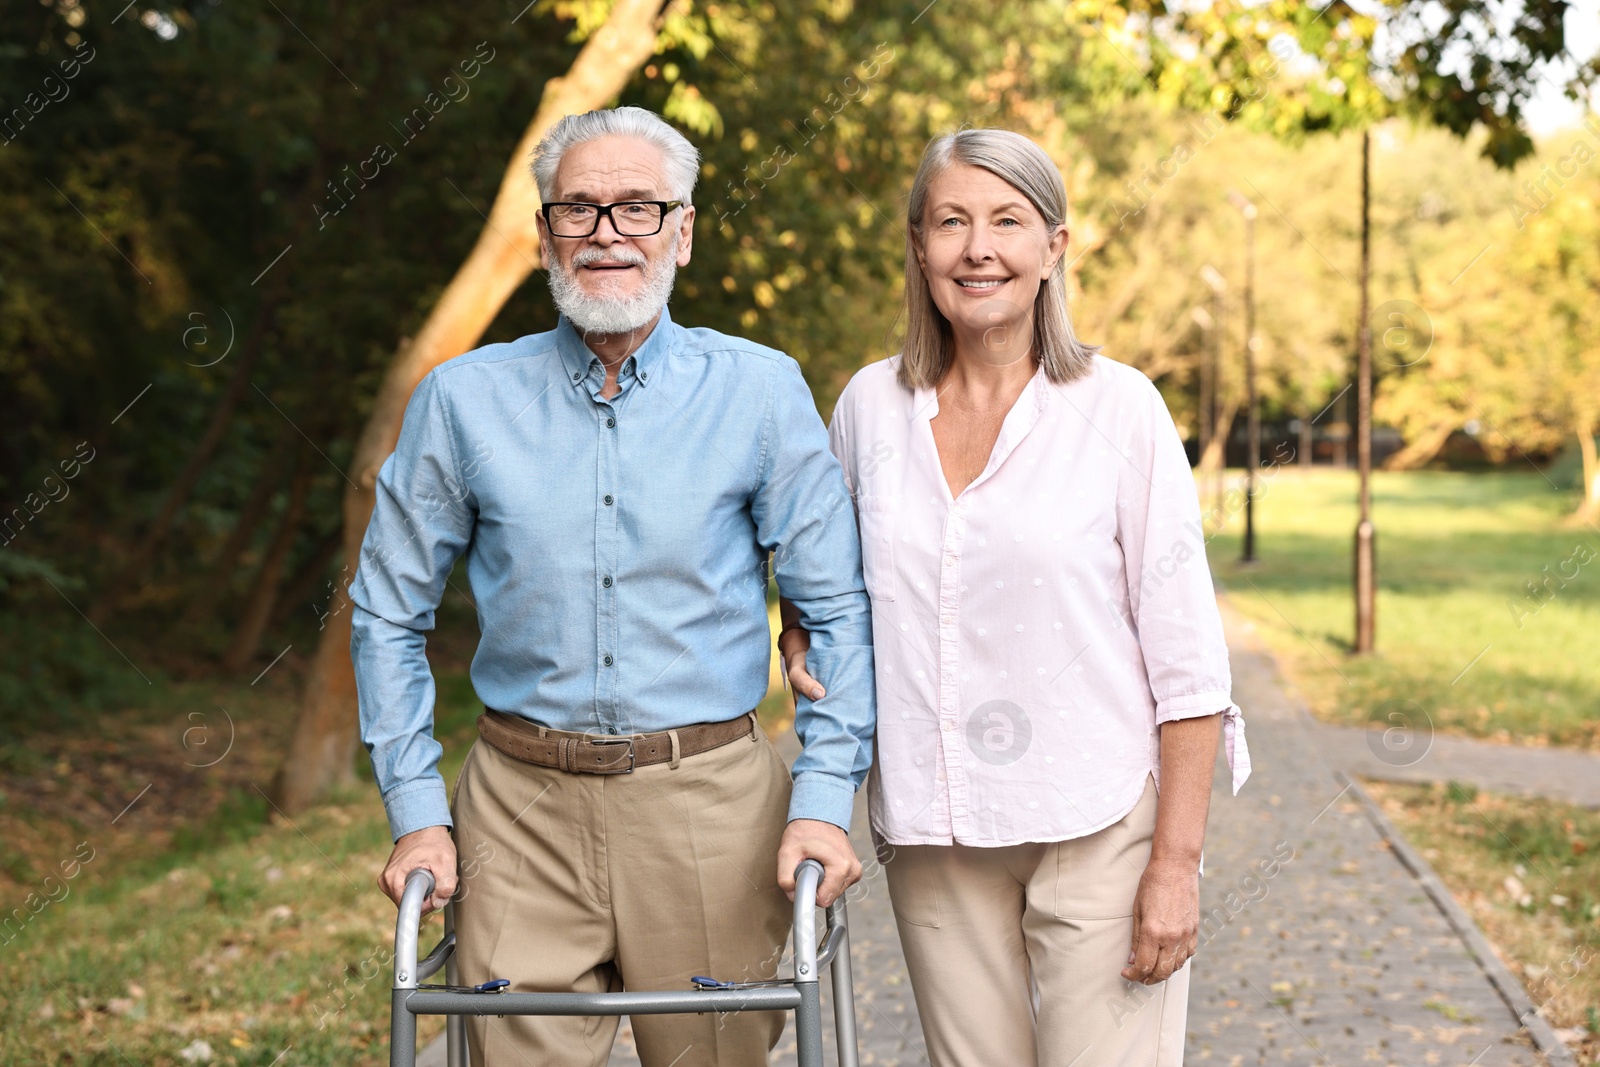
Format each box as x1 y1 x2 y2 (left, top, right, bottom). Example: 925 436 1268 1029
547 231 680 335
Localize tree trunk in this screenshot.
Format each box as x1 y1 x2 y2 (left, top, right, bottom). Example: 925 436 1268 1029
1299 409 1312 467
1575 414 1599 523
181 429 298 626
1383 419 1456 470
269 527 344 630
223 447 316 672
273 0 670 815
100 295 274 611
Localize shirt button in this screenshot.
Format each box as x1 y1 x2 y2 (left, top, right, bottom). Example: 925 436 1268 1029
603 494 614 506
573 371 582 381
606 417 616 428
639 371 648 381
603 724 618 735
603 655 614 667
602 576 613 588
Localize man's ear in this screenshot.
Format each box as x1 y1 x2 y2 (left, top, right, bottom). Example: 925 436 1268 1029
677 204 696 267
534 213 552 270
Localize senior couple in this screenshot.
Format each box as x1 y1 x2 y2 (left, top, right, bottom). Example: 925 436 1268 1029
352 106 1249 1067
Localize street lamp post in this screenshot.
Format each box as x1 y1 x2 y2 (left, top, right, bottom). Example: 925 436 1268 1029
1227 190 1259 564
1355 130 1376 653
1199 265 1227 524
1191 306 1214 493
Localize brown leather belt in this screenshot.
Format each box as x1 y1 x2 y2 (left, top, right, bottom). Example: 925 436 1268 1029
476 709 760 774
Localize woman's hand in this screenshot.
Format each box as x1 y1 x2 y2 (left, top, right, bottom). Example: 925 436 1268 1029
1122 858 1200 985
778 623 826 703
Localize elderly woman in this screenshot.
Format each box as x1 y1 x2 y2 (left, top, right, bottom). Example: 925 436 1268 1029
780 128 1250 1066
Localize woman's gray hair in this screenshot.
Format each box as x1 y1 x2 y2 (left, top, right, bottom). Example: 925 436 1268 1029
900 128 1099 390
532 106 700 204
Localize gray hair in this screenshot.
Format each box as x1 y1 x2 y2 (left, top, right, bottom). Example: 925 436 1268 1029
531 106 700 205
900 128 1099 390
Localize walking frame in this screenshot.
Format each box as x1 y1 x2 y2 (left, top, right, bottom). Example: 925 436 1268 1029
390 859 861 1067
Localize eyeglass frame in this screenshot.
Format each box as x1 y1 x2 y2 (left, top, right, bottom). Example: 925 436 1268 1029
539 199 685 238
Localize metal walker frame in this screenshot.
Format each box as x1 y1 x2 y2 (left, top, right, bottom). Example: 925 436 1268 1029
390 859 860 1067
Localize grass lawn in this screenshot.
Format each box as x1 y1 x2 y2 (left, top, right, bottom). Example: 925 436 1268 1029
0 581 797 1065
1364 779 1600 1064
0 669 799 1067
1204 467 1600 749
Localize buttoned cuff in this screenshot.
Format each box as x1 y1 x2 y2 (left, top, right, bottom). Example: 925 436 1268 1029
787 771 856 832
1155 691 1252 796
382 777 455 842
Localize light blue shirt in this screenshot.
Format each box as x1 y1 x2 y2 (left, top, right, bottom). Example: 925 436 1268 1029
349 308 875 841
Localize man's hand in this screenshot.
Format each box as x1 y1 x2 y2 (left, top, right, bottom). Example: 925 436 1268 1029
378 825 458 913
1122 858 1200 985
776 818 861 908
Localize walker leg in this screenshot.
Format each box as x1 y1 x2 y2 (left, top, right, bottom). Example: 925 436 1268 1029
796 981 825 1067
827 900 860 1067
444 902 468 1067
390 989 417 1067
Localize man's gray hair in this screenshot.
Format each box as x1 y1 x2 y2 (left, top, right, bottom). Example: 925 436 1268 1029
531 106 701 205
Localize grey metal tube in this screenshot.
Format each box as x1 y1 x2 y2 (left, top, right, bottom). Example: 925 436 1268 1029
796 981 825 1067
404 987 803 1016
443 901 467 1067
394 869 434 989
390 989 418 1067
792 859 824 983
827 898 860 1067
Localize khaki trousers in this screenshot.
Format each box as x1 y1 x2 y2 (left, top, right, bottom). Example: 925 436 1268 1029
449 722 793 1067
883 777 1189 1067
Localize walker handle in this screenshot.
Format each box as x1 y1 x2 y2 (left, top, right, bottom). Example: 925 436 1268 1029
792 859 826 984
394 868 435 990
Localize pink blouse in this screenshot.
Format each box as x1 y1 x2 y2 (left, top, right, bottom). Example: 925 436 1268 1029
828 355 1250 847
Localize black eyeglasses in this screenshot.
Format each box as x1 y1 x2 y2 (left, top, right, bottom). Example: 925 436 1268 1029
541 200 684 238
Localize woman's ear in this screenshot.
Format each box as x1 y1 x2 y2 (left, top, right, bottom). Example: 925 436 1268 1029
1043 224 1069 278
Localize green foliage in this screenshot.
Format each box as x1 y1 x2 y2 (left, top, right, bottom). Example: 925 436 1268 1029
2 0 1594 718
1146 0 1595 167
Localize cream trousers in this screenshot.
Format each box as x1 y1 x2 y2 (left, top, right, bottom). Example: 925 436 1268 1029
449 726 794 1067
883 777 1190 1066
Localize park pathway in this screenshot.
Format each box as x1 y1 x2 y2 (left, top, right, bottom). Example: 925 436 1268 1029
1312 720 1600 809
424 603 1556 1066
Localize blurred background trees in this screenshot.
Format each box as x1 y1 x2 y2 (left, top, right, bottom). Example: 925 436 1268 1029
2 0 1596 798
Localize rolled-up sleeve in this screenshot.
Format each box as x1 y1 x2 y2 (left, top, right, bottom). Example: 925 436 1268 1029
753 356 876 830
1115 376 1250 794
348 370 476 841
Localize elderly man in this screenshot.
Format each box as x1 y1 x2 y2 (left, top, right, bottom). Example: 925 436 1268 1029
349 106 875 1066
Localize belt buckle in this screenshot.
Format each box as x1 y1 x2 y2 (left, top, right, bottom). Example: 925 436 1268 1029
589 737 636 774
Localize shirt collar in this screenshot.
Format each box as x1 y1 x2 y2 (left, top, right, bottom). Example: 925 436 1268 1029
555 306 675 390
